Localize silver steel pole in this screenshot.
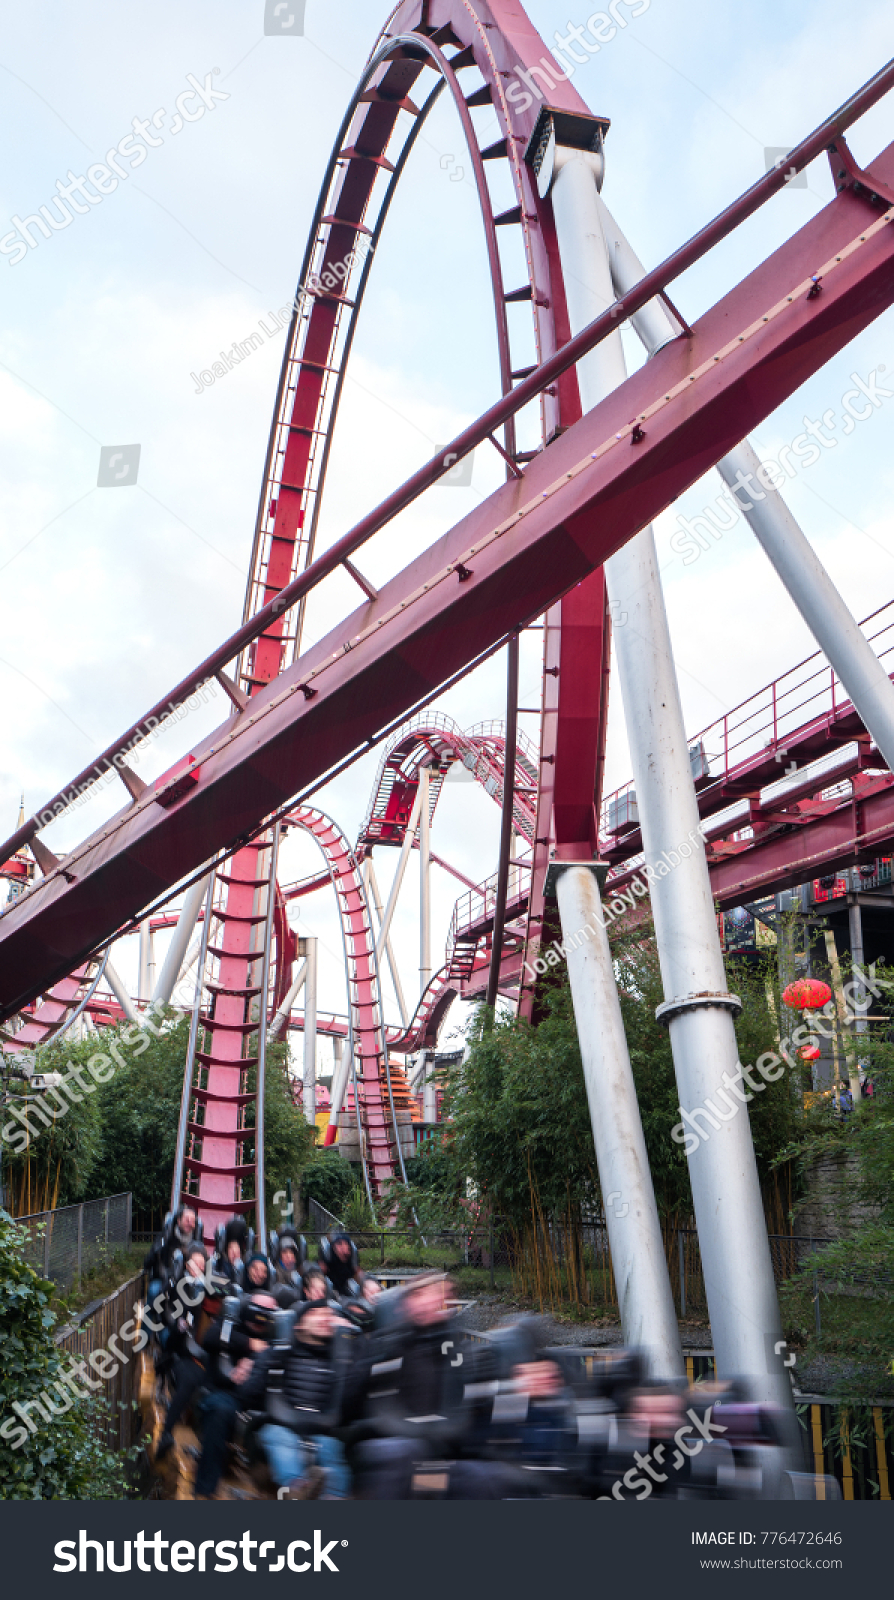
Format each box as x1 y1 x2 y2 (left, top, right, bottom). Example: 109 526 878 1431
104 958 142 1027
551 146 789 1404
268 957 307 1042
302 936 318 1128
375 784 424 960
419 765 432 995
138 919 151 1005
599 193 894 782
255 824 282 1250
596 193 683 351
848 900 870 1063
717 440 894 775
554 864 683 1376
170 871 217 1213
422 1063 438 1123
151 873 213 1009
328 1033 352 1128
365 858 409 1025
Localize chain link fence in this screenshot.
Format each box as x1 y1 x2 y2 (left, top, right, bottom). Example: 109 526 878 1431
306 1198 344 1236
14 1192 133 1292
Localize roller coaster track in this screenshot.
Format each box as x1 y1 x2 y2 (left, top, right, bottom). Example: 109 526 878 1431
2 2 894 1222
0 709 534 1199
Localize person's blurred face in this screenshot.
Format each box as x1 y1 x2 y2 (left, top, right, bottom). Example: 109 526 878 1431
181 1209 196 1235
405 1280 451 1327
248 1260 267 1286
362 1278 381 1302
281 1246 297 1270
185 1252 205 1279
305 1274 327 1302
514 1360 562 1398
245 1292 277 1337
299 1306 334 1343
226 1240 242 1264
334 1239 351 1260
630 1392 685 1435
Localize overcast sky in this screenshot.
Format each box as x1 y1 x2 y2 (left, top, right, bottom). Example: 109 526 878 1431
2 0 894 1057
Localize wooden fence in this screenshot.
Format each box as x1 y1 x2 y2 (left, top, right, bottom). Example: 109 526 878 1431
54 1272 146 1452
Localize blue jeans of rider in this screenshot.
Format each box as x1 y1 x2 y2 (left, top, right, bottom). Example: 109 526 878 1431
260 1426 350 1498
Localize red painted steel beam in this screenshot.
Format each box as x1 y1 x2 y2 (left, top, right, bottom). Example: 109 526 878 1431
552 573 609 853
5 139 894 1015
707 778 894 907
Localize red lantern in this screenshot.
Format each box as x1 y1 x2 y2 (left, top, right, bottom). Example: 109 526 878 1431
782 978 832 1010
798 1044 821 1061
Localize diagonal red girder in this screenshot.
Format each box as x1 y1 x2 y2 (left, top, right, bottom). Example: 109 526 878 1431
3 149 894 1020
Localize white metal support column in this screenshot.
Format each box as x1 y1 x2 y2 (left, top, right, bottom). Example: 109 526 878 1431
329 1033 351 1131
717 440 894 775
552 861 681 1374
365 857 409 1025
268 957 308 1042
602 191 894 788
421 1050 439 1123
301 936 318 1127
375 784 424 961
105 957 142 1027
848 900 870 1066
152 873 213 1009
138 919 151 1005
419 765 432 995
550 141 789 1404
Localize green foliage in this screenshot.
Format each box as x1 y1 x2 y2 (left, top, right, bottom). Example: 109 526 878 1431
4 1019 316 1229
86 1021 189 1218
1 1056 103 1215
241 1038 318 1217
720 951 805 1169
341 1181 390 1233
403 935 802 1236
0 1210 131 1499
775 986 894 1376
441 986 601 1228
300 1147 357 1221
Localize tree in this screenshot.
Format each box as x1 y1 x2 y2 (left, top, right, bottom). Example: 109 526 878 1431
87 1022 189 1221
300 1148 358 1220
775 995 894 1363
1 1056 102 1217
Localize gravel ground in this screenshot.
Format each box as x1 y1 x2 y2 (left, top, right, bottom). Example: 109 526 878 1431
458 1294 713 1349
793 1354 894 1399
458 1295 893 1396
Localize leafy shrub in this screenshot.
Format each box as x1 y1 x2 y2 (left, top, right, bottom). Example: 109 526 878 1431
0 1210 132 1499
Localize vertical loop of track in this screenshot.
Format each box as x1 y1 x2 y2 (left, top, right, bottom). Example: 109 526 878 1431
5 3 604 1207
